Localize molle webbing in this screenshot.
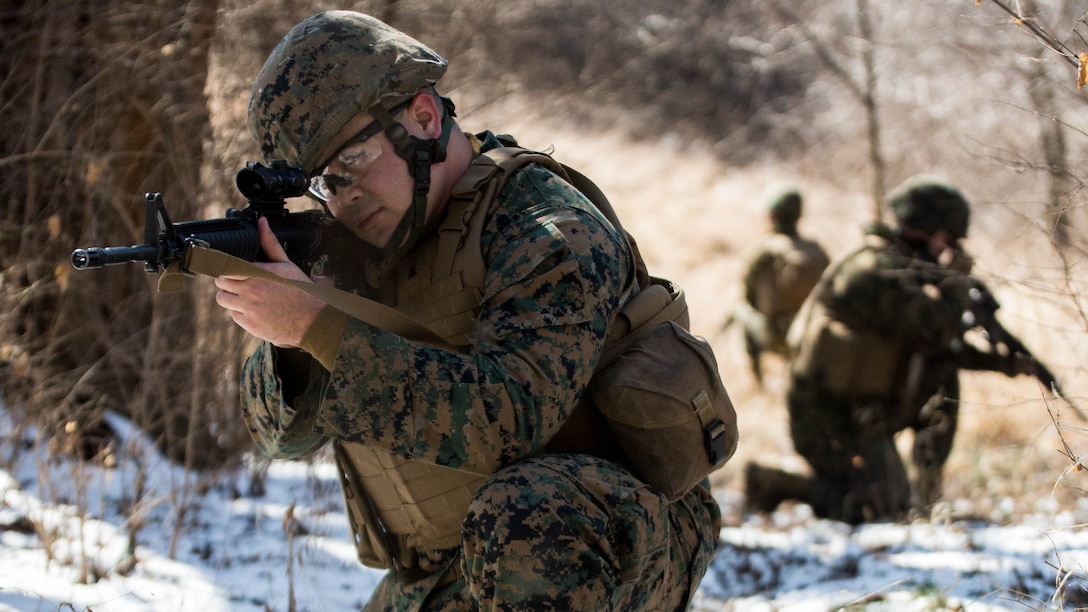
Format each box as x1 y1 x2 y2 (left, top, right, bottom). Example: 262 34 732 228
335 443 485 570
333 219 488 570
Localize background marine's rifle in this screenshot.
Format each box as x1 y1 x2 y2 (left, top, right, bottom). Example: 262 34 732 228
964 279 1085 421
71 160 360 276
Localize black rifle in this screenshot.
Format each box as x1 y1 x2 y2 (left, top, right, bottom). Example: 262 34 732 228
71 160 361 276
965 279 1085 421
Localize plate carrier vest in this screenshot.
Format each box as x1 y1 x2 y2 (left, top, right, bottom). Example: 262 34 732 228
333 143 638 570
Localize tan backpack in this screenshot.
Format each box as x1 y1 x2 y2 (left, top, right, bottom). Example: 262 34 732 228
774 237 830 316
787 238 905 397
748 234 829 322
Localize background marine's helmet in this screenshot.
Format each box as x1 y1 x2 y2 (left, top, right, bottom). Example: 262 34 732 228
763 182 802 232
247 10 448 173
887 174 970 239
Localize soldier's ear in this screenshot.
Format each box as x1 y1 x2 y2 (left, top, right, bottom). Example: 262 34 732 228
404 93 442 138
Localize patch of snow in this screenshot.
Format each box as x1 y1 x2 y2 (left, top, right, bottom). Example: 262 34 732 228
2 408 1087 611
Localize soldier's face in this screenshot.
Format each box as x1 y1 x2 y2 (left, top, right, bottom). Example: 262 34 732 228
315 114 418 249
927 229 960 259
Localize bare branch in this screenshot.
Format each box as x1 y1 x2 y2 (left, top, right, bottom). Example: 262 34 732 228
986 0 1080 68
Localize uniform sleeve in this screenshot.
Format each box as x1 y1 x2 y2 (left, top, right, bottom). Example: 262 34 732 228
307 165 630 474
239 342 331 459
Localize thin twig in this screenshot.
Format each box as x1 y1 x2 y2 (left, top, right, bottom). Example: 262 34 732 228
985 0 1080 68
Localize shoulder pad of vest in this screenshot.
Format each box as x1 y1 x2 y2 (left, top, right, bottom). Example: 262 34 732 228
452 146 566 200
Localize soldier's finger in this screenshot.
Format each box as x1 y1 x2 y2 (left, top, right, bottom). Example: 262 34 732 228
257 217 292 263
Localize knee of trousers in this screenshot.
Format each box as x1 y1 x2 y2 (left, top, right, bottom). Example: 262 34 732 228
461 454 672 585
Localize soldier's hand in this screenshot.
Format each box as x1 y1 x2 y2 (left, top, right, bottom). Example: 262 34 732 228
1003 352 1036 377
938 246 973 275
214 217 325 347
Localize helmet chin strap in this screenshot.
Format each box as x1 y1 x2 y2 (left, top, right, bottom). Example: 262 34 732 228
361 95 456 287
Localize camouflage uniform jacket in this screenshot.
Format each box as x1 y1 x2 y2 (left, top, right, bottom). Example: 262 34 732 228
787 222 972 417
239 131 631 567
815 223 965 350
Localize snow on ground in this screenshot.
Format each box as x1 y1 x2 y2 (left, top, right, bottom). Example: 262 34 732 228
2 408 1088 612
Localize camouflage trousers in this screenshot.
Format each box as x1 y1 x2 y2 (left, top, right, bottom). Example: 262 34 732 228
787 377 911 524
785 375 960 523
364 453 722 611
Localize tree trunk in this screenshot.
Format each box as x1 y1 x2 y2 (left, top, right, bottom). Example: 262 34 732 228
0 0 238 469
855 0 886 223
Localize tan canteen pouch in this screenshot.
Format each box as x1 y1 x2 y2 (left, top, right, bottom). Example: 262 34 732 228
590 280 738 501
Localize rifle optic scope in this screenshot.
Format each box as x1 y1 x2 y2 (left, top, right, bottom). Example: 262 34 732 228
235 160 309 202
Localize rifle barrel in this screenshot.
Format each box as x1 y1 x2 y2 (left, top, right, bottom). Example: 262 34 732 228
71 245 161 269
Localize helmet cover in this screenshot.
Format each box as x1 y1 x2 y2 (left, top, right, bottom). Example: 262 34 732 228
888 174 970 238
247 10 448 173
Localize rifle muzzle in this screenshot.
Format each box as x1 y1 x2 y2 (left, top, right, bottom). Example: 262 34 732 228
71 245 160 269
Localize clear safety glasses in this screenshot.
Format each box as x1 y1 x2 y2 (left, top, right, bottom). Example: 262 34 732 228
308 121 384 203
307 100 412 203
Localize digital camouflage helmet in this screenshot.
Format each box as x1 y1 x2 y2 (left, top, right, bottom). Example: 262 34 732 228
248 11 457 287
247 10 449 174
887 175 970 239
